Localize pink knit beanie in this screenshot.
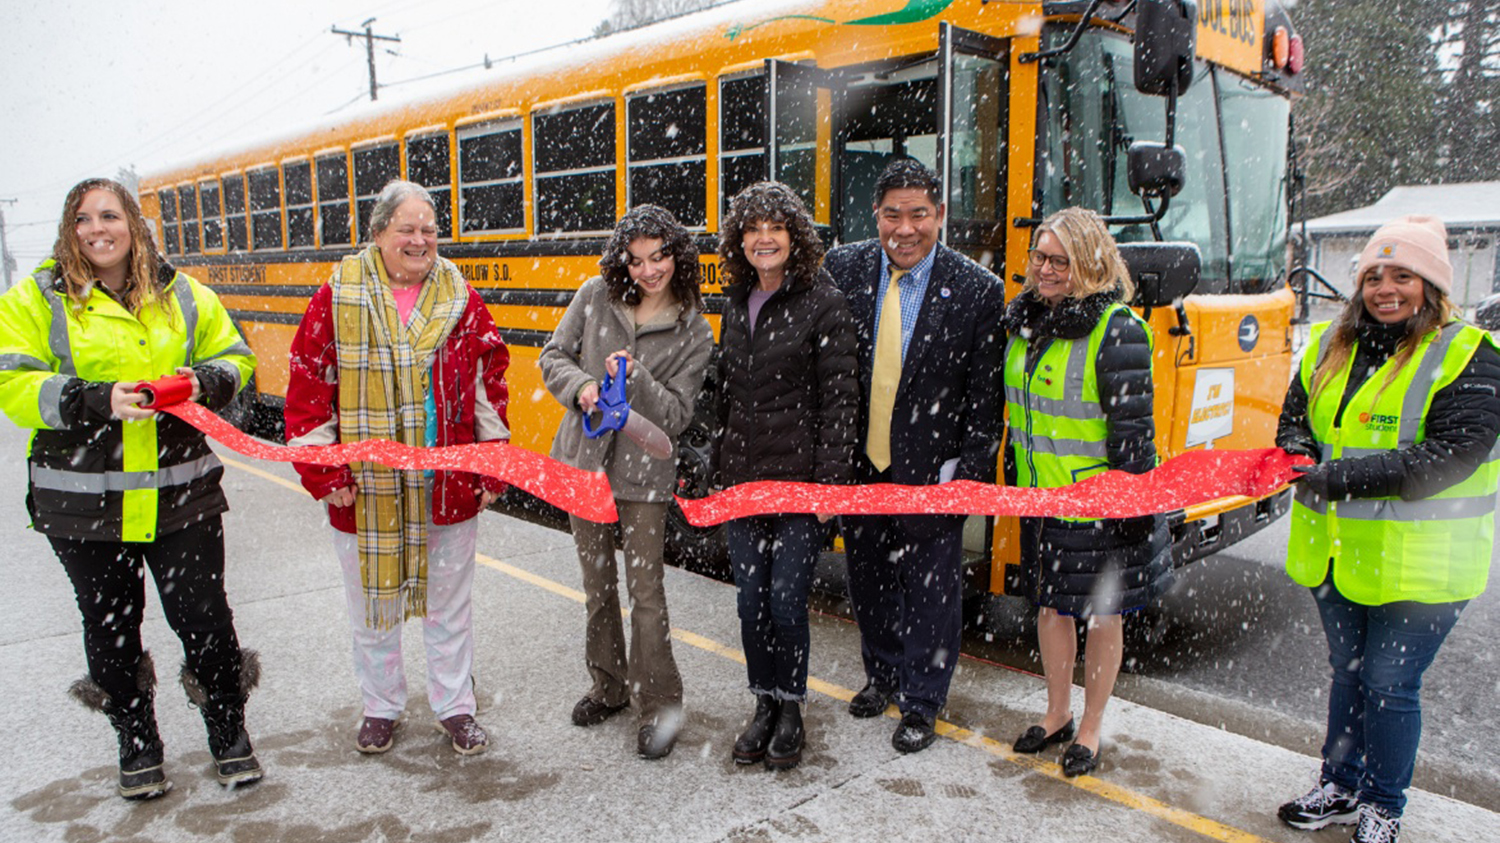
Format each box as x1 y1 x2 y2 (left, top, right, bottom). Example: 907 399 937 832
1354 215 1453 296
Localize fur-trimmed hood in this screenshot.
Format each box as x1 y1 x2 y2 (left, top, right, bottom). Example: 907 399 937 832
1002 286 1124 341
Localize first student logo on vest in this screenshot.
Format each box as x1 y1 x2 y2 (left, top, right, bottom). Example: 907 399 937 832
1359 412 1399 432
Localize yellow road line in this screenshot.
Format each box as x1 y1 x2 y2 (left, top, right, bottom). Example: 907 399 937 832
229 458 1272 843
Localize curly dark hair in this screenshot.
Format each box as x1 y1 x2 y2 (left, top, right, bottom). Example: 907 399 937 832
717 181 825 288
874 157 942 207
599 205 703 311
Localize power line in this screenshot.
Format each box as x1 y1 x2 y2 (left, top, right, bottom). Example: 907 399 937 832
332 18 402 102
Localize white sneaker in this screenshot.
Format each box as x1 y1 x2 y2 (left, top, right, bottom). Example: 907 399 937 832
1277 776 1359 830
1350 802 1401 843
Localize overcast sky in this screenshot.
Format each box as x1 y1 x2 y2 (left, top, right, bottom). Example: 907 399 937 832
0 0 613 277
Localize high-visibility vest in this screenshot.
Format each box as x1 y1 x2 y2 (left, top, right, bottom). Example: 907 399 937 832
0 261 255 542
1287 320 1499 604
1004 302 1152 503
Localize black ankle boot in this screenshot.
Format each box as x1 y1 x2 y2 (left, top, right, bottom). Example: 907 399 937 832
182 650 264 788
766 701 804 771
732 695 780 765
69 652 171 800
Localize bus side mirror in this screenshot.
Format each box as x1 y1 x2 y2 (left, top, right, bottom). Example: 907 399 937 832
1127 142 1185 198
1120 241 1201 307
1135 0 1196 96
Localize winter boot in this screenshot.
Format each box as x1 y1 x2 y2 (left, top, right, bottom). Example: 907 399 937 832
732 695 780 765
765 700 804 771
69 652 171 801
182 649 264 788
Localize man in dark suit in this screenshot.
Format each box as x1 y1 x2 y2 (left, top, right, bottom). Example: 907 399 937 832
824 159 1003 753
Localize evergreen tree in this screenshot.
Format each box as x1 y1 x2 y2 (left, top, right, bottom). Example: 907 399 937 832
1291 0 1446 217
1437 0 1500 183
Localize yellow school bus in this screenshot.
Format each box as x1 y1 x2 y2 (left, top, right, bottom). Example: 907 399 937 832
139 0 1304 597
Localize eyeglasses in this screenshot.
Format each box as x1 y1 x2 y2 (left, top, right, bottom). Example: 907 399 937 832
1027 250 1071 272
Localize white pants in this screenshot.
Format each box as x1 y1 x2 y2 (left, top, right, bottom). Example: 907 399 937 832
333 517 479 721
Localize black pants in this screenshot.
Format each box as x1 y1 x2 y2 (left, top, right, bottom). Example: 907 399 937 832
842 512 964 720
50 517 242 706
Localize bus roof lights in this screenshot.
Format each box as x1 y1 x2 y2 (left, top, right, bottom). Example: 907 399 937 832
1271 25 1290 70
1287 33 1305 74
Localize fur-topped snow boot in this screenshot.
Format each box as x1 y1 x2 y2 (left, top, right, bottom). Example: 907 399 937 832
181 648 264 788
69 651 171 800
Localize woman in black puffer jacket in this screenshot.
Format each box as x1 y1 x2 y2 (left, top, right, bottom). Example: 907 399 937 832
1002 207 1171 778
714 181 857 771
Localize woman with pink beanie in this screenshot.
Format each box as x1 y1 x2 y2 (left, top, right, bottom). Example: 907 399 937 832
1273 215 1500 843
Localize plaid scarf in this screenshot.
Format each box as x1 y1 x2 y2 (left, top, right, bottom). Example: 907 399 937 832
332 246 467 629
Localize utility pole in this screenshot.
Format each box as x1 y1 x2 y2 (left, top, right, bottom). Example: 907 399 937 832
332 18 400 102
0 200 17 292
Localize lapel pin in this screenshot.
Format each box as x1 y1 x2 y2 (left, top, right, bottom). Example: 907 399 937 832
940 287 951 298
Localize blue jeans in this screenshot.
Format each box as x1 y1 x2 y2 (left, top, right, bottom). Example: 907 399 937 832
726 515 822 701
1311 575 1466 815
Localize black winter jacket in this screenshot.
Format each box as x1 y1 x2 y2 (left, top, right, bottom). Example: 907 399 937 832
1002 287 1171 616
714 268 859 487
1277 315 1500 502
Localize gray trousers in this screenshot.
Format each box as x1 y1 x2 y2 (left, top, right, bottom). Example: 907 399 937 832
569 500 682 722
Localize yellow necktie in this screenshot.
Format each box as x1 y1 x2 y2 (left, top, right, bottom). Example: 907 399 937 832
867 268 906 471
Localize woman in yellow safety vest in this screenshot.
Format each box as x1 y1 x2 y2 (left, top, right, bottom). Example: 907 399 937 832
1275 215 1500 843
1002 207 1171 778
0 178 261 800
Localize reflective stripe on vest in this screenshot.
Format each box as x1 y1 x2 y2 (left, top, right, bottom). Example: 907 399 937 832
30 452 223 494
1005 302 1150 506
1287 320 1499 604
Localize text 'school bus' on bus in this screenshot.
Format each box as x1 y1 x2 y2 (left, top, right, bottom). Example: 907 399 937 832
139 0 1305 604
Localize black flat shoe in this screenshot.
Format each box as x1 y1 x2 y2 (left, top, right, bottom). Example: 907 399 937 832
1061 742 1099 778
891 712 937 754
1012 718 1075 754
848 683 894 719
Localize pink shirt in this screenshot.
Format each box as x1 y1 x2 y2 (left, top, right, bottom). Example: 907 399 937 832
390 284 422 324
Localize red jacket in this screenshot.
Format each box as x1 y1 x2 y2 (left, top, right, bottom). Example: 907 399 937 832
285 282 510 532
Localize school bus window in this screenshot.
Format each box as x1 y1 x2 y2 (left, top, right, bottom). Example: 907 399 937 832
458 119 524 234
533 101 616 233
200 180 224 251
223 174 248 252
177 185 200 254
1219 68 1290 294
315 154 351 247
159 189 181 255
283 160 315 249
1040 29 1229 291
772 75 818 214
354 143 400 239
719 74 766 222
407 133 453 239
627 85 706 228
248 167 284 252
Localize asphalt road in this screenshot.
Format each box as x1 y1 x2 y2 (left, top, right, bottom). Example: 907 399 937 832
947 513 1500 811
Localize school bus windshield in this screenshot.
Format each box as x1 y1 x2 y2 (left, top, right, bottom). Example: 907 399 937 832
1038 28 1290 296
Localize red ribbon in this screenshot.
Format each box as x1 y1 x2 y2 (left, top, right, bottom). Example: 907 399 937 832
140 376 1305 528
145 377 619 523
673 448 1309 527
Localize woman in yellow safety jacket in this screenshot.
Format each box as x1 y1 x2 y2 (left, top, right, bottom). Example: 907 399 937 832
0 178 261 800
1001 207 1171 779
1274 215 1500 843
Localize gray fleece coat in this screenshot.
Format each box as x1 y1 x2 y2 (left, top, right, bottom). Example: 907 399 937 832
540 276 713 502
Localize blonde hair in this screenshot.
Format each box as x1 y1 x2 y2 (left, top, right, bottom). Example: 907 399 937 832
52 178 168 318
1309 272 1460 405
1024 207 1135 303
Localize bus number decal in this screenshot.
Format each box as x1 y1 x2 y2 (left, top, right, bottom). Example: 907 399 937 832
1199 0 1258 47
